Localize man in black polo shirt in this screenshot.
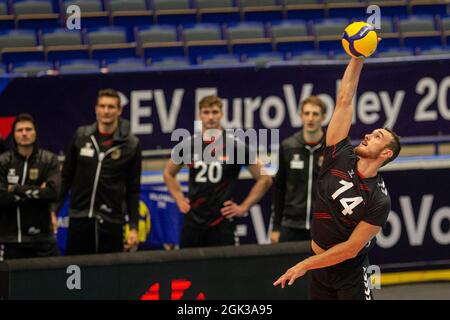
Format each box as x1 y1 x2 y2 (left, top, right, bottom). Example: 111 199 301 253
274 57 401 300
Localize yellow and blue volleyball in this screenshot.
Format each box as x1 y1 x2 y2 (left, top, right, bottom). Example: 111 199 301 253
342 21 378 58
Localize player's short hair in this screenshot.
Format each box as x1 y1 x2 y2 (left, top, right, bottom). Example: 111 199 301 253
97 88 121 108
12 113 37 145
382 128 401 167
13 113 36 131
199 95 223 111
301 96 326 115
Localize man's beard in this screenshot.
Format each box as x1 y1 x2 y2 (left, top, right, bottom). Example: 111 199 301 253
354 145 379 159
17 142 34 148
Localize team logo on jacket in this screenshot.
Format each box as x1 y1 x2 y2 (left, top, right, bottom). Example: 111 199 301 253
111 149 121 160
7 169 19 184
29 168 39 180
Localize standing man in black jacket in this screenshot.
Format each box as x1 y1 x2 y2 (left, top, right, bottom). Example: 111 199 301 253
0 114 60 260
58 89 141 255
271 96 326 243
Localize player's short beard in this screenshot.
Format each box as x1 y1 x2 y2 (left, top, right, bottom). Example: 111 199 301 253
354 145 380 159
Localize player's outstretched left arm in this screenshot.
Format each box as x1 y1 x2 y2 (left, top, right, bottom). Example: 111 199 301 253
221 159 272 218
273 221 381 288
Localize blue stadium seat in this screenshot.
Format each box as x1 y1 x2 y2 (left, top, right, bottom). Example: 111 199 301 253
137 25 184 61
12 60 54 76
271 20 315 54
196 0 240 24
87 26 137 60
377 47 415 58
57 58 101 74
14 0 60 29
398 15 442 49
441 16 450 44
198 53 241 66
419 45 450 56
314 18 348 52
148 56 190 68
0 0 16 29
106 57 146 72
183 23 228 64
109 0 153 37
410 0 449 16
326 0 368 20
0 29 44 63
372 0 408 17
284 0 326 21
42 28 89 61
289 49 330 61
227 22 272 55
62 0 109 28
153 0 197 27
244 51 285 66
240 0 283 23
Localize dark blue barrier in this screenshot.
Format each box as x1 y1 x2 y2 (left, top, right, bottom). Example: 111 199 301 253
0 242 310 300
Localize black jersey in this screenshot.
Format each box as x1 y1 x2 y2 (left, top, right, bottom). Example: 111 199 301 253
311 137 390 255
178 132 254 226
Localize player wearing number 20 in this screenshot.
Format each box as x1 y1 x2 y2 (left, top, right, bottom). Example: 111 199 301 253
274 57 402 299
164 96 272 248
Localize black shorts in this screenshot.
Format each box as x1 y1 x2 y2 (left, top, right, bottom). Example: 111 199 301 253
180 214 238 249
309 252 373 300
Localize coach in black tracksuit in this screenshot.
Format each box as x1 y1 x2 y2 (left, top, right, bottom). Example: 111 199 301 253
0 114 60 260
59 89 141 255
271 96 326 243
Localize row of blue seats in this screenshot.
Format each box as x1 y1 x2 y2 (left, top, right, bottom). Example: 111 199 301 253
1 15 449 63
1 0 447 14
0 0 448 29
2 46 450 77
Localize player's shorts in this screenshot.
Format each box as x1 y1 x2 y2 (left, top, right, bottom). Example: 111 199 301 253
309 251 373 300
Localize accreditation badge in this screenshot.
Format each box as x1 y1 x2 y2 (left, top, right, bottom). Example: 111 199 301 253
7 168 19 184
290 154 304 170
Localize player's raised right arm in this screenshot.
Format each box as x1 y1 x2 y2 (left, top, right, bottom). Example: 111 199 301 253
326 57 364 146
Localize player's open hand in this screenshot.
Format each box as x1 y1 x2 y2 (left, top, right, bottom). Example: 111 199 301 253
273 263 307 288
221 200 247 218
177 198 191 214
51 212 58 235
124 228 139 252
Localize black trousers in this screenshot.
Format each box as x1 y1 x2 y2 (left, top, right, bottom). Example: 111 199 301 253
65 217 124 255
0 239 59 261
279 226 311 242
309 252 373 300
180 214 238 249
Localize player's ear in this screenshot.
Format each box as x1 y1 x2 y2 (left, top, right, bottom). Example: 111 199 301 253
382 148 393 161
